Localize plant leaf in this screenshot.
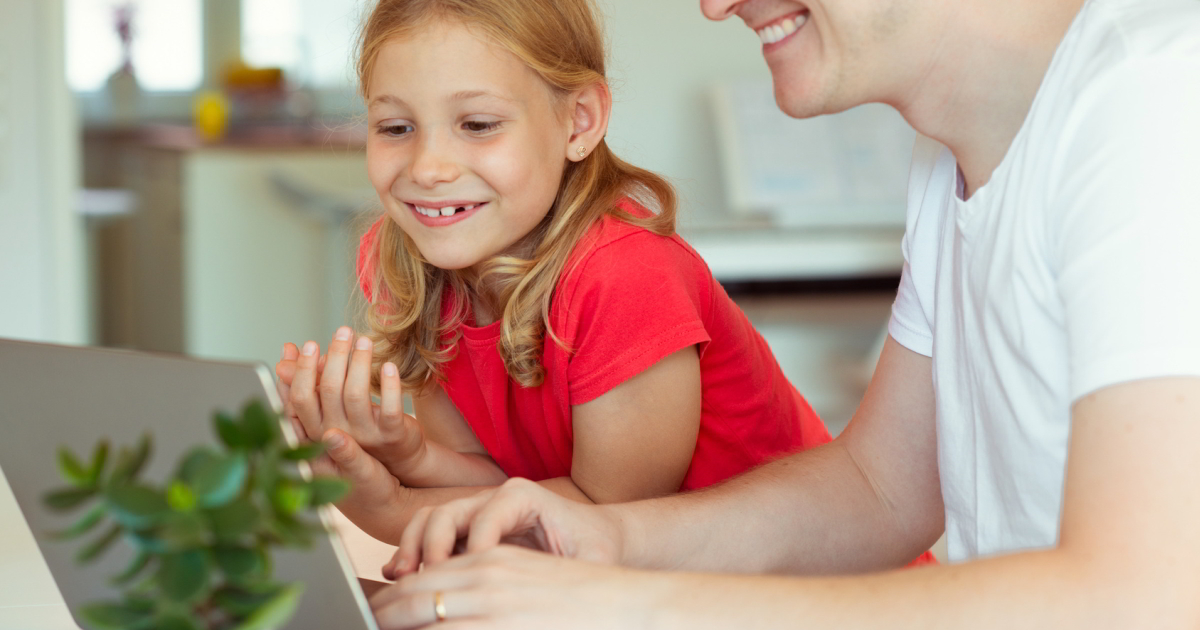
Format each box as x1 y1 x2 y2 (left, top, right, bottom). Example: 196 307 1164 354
155 613 201 630
76 523 123 564
308 477 350 506
213 585 276 617
57 447 90 486
50 502 105 539
158 511 208 550
108 434 152 486
155 549 209 602
167 480 197 512
105 484 170 530
270 482 311 517
208 497 259 542
241 401 278 449
192 452 248 508
79 600 154 630
87 440 109 485
127 530 168 554
281 442 324 461
214 546 265 584
110 549 152 586
43 486 97 512
231 582 304 630
216 411 249 449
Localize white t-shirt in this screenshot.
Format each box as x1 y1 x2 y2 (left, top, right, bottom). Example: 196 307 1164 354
887 0 1200 562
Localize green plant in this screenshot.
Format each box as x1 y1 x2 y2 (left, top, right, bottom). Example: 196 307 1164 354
43 400 350 630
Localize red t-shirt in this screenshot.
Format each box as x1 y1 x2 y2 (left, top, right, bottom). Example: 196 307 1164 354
357 199 831 491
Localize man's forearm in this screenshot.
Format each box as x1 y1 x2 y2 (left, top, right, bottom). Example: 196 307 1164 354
608 440 937 575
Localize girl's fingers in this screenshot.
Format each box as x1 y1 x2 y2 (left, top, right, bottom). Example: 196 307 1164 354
290 340 324 441
344 335 375 435
318 326 355 430
378 362 405 433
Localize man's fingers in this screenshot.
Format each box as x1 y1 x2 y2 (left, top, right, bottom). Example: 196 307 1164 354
388 506 436 579
465 479 551 555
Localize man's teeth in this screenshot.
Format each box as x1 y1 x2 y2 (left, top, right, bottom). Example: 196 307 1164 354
413 203 481 218
757 13 806 44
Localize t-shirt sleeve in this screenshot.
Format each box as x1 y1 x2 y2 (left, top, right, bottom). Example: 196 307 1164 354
888 134 953 357
356 217 385 302
1050 58 1200 401
559 231 712 406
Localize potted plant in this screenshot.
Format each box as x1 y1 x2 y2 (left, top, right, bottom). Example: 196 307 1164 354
42 400 349 630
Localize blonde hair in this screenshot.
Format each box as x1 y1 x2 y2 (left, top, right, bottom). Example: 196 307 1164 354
358 0 677 390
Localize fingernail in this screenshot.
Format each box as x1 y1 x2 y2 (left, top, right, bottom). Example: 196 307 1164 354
302 341 318 356
383 362 397 377
335 326 352 341
356 336 372 351
326 432 345 449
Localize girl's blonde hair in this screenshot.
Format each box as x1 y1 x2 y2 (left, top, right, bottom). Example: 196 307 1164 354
358 0 677 390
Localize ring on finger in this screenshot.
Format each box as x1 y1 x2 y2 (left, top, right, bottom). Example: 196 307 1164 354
434 591 447 622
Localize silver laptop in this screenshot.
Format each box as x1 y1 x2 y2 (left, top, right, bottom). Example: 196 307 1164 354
0 338 379 630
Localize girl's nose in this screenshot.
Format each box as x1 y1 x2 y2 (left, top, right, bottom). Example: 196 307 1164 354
700 0 743 21
409 137 460 188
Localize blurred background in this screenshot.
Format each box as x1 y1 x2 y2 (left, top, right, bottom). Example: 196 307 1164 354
1 0 917 438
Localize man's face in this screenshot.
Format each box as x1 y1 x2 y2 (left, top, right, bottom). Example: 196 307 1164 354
701 0 915 118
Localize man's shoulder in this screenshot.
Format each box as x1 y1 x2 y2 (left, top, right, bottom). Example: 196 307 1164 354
1063 0 1200 88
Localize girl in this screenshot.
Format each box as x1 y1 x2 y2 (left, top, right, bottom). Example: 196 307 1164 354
278 0 931 566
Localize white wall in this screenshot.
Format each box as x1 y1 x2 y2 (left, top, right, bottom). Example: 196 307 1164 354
0 0 87 344
600 0 772 226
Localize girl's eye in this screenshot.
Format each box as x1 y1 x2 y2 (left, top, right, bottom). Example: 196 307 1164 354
463 120 501 134
377 123 413 137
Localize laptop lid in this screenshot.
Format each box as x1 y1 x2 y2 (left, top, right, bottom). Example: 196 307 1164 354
0 338 377 630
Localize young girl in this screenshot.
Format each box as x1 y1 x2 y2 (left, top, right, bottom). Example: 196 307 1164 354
277 0 932 566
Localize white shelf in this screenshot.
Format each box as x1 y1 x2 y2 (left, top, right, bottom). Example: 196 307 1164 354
682 227 905 282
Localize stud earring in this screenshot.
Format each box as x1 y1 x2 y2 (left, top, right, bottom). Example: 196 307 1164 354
576 145 587 158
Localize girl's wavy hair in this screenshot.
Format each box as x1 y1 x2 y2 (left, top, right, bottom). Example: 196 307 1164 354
357 0 677 391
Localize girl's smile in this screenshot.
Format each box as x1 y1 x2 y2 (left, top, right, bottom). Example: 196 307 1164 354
364 20 573 272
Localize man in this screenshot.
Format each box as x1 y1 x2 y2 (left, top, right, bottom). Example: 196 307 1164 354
329 0 1200 626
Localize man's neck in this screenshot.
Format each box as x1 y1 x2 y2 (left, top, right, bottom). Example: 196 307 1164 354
889 0 1087 198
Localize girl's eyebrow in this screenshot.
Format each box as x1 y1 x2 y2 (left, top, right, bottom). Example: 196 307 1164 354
450 90 515 104
368 94 407 109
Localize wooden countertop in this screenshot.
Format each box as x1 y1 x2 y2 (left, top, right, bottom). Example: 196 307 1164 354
84 123 367 153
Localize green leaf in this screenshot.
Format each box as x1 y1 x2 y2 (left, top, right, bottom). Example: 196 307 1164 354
166 480 197 512
105 485 170 530
155 613 201 630
43 486 97 512
214 546 265 583
216 411 249 449
231 582 305 630
110 549 152 585
57 447 90 486
155 549 209 602
50 503 106 539
79 600 154 630
192 452 248 508
87 440 109 485
76 523 123 564
127 530 168 554
158 511 208 550
241 401 278 449
270 482 311 516
281 442 325 461
308 477 350 506
208 497 259 541
108 434 152 486
213 585 277 617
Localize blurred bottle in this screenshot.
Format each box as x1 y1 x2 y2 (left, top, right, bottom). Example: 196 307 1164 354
193 91 231 142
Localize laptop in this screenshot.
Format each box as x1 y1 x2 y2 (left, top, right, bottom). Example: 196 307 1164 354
0 338 379 630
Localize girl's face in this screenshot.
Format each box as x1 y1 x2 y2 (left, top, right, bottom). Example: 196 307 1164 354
365 20 573 271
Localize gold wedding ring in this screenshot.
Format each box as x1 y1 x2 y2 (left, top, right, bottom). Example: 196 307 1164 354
434 591 447 622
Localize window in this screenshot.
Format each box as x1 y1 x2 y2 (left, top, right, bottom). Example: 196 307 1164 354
242 0 366 89
66 0 202 92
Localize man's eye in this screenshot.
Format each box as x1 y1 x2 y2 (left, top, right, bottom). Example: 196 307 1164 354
463 120 500 133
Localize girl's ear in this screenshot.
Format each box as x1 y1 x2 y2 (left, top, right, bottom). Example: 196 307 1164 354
565 81 612 162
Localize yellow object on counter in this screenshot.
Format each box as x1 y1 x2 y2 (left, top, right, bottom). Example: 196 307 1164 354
193 91 230 142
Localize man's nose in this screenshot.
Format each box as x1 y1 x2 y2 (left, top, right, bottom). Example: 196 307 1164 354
700 0 744 21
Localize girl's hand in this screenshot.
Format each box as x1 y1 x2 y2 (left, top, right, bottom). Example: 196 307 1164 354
383 477 624 579
313 428 412 542
283 327 432 481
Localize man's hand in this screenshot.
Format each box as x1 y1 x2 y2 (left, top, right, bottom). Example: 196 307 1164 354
384 477 625 578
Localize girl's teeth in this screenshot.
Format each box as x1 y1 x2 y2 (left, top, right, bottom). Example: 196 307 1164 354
440 207 455 217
